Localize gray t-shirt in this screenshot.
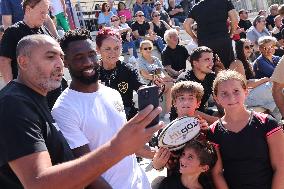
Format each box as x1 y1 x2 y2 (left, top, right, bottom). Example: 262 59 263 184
138 56 164 84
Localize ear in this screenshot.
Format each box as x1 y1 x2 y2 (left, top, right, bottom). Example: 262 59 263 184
63 56 69 68
96 46 101 54
17 55 29 71
200 164 209 173
244 88 249 97
196 101 201 108
213 94 219 105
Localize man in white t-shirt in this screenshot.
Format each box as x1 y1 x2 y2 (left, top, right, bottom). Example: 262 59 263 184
52 29 152 189
50 0 70 31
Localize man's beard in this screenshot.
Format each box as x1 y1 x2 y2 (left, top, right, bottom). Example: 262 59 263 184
69 66 100 85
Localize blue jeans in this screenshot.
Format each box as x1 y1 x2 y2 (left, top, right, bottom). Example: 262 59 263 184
122 40 138 58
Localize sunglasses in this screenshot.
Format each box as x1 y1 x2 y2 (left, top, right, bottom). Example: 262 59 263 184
244 45 254 50
136 15 144 17
111 19 119 22
153 14 160 17
143 47 152 50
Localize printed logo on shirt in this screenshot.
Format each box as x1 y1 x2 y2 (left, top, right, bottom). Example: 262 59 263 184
118 82 128 94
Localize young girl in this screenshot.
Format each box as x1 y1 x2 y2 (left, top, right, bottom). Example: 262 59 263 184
207 70 284 189
158 140 217 189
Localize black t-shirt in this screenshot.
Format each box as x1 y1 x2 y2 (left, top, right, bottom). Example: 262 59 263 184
208 112 282 189
160 10 170 24
131 21 150 38
153 21 168 38
266 14 276 29
187 0 234 40
162 45 189 71
177 70 216 111
167 4 185 18
0 21 54 79
99 61 145 108
0 81 74 189
238 19 252 39
158 173 214 189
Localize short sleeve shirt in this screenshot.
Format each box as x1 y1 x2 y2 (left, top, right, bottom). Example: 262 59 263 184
0 21 54 79
0 81 74 188
99 61 145 107
271 56 284 83
138 56 164 84
208 112 282 189
161 45 189 71
187 0 234 40
131 21 150 38
1 0 23 24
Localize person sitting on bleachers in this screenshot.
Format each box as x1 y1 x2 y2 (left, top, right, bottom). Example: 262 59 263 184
137 40 173 112
149 11 171 39
161 29 189 78
253 36 281 79
167 0 186 26
238 9 252 39
98 2 114 28
133 0 152 21
154 1 171 25
230 38 281 120
117 2 132 23
110 15 138 62
131 11 165 52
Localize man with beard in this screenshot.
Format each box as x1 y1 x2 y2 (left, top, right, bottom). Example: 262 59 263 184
52 29 154 189
175 46 218 124
0 34 163 189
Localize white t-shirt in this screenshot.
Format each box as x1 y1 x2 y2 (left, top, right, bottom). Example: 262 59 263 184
52 84 150 189
50 0 64 16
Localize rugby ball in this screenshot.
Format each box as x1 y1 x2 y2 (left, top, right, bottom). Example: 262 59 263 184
158 116 200 151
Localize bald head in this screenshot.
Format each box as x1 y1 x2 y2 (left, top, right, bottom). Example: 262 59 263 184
16 34 59 59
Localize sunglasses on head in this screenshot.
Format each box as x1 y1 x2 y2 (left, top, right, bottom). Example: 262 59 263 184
143 47 152 50
153 14 160 17
244 44 254 50
136 14 144 17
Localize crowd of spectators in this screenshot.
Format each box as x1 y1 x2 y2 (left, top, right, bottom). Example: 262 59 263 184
1 0 284 189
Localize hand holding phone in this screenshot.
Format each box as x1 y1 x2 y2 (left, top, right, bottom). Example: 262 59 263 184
138 85 160 128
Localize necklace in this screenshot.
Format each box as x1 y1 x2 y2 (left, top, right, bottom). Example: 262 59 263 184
100 61 118 86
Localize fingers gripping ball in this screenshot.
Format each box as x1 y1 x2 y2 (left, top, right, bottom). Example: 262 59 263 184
158 116 200 151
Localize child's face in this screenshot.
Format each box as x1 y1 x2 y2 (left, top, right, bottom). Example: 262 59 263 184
179 148 207 175
214 79 247 111
174 92 200 117
120 17 126 23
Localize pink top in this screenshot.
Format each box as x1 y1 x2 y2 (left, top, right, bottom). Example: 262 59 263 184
118 9 132 21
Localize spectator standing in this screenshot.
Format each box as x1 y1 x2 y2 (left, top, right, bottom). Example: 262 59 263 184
0 0 65 109
0 34 162 189
253 36 280 79
161 29 188 78
184 0 238 69
52 29 152 189
206 70 284 189
133 0 152 21
50 0 70 32
266 4 279 31
97 28 145 120
271 57 284 118
238 9 252 39
98 2 114 28
1 0 23 29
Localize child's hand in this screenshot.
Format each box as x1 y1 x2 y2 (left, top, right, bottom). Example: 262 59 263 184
152 147 171 170
197 115 209 131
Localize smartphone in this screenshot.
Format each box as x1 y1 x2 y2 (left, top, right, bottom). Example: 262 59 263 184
138 85 160 128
